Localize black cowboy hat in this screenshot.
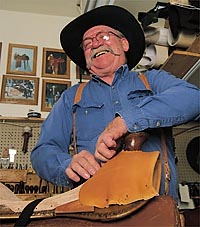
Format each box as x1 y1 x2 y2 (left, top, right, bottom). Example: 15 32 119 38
60 5 145 71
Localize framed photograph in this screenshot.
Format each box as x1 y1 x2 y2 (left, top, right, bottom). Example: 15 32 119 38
76 66 91 81
42 48 70 79
41 79 71 112
6 43 37 75
0 74 39 105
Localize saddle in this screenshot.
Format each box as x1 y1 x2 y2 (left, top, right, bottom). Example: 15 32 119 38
0 132 181 227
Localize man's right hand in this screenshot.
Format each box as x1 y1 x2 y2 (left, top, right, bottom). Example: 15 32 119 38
65 150 100 182
94 116 127 162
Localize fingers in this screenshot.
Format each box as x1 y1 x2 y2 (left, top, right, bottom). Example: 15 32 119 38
94 132 117 162
66 151 100 182
94 140 116 162
66 165 80 182
94 117 127 162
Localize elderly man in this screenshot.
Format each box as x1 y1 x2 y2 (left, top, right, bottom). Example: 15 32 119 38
31 6 199 202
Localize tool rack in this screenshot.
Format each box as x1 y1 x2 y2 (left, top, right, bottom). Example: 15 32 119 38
0 117 70 200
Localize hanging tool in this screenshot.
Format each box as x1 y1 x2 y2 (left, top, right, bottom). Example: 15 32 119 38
1 147 9 168
22 126 32 153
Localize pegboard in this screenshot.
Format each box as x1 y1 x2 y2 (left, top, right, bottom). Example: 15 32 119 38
0 118 42 169
0 118 199 184
173 122 200 183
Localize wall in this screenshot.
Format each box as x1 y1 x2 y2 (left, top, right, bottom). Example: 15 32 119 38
0 10 80 118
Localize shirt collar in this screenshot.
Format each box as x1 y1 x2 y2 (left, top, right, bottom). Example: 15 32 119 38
91 64 129 85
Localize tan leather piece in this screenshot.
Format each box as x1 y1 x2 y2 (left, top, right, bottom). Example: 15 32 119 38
79 150 161 208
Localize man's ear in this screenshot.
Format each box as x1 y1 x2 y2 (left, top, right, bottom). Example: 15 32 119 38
121 38 129 52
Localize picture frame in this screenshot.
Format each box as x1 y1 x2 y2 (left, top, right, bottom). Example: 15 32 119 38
0 74 39 105
42 48 70 79
6 43 37 76
76 66 91 81
41 79 71 112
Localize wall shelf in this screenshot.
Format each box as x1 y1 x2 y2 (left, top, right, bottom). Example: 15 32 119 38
0 116 45 123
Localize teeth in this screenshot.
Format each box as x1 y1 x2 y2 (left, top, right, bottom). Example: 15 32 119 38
95 50 108 58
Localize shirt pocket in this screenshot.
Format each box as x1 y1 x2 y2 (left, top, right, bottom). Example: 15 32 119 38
127 89 153 106
73 100 105 141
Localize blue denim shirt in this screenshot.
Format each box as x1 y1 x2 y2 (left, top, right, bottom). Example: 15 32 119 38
31 65 200 201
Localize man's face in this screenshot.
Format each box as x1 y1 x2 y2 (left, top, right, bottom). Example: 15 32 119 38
82 25 129 77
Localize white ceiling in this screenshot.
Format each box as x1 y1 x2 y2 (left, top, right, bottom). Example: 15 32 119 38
0 0 169 19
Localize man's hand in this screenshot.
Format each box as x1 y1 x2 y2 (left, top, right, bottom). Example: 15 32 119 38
66 150 100 182
95 116 127 162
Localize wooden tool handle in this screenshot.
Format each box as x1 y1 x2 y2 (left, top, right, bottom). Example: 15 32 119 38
124 132 149 151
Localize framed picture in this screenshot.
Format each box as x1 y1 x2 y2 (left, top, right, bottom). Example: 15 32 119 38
76 66 91 81
41 79 71 112
42 48 70 79
6 43 37 76
0 74 39 105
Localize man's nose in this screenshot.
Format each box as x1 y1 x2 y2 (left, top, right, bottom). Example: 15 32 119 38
91 37 103 48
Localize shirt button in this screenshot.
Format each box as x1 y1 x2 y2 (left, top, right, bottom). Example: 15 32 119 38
85 110 88 114
114 100 119 104
134 124 138 130
156 121 161 127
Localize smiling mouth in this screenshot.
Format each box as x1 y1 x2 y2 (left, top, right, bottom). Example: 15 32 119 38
94 50 109 58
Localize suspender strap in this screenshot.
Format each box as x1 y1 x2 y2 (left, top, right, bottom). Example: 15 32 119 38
138 73 170 195
138 73 151 90
74 83 87 104
72 82 87 155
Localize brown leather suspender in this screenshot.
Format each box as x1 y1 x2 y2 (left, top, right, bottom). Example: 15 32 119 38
72 73 171 194
138 73 152 90
73 82 87 155
73 83 87 104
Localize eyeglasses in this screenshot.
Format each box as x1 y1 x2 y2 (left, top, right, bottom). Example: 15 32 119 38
81 31 123 51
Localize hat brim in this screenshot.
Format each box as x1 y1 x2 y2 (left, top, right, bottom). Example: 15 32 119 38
60 5 145 71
